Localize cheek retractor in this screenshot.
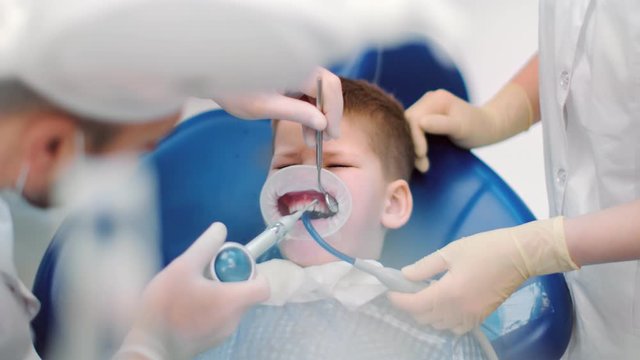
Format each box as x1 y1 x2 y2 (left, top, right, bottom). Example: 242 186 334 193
260 165 351 240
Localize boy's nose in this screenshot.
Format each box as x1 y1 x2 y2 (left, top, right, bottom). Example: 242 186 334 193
299 147 318 166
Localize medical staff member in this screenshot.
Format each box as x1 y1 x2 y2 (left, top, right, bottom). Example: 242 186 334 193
390 2 640 359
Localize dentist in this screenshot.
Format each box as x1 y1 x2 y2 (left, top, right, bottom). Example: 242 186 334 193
0 0 347 356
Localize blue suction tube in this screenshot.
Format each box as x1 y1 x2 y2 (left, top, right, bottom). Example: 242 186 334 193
301 213 355 264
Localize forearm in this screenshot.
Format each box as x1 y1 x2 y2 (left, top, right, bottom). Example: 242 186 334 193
564 199 640 266
478 54 540 145
510 54 540 124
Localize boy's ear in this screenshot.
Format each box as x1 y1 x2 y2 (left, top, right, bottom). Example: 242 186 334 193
381 179 413 229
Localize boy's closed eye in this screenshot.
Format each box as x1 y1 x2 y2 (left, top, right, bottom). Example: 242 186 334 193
326 163 353 169
272 163 295 170
271 163 354 171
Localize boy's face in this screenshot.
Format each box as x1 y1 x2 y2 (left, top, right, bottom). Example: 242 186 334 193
270 115 393 266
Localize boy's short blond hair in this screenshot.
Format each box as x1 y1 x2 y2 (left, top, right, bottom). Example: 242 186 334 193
340 77 415 181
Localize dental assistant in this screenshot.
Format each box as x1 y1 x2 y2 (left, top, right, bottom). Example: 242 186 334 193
390 2 640 359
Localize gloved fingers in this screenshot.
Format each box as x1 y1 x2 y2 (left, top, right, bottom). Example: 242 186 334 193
421 300 470 332
387 278 441 315
415 114 463 138
414 156 430 174
407 110 428 157
431 308 466 331
298 67 343 139
413 307 441 325
401 251 448 281
408 116 429 173
302 126 318 147
430 318 451 331
406 89 453 116
246 93 328 131
407 89 477 150
451 322 475 336
406 90 461 172
180 222 228 271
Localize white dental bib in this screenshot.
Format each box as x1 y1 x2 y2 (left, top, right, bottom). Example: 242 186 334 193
258 259 387 309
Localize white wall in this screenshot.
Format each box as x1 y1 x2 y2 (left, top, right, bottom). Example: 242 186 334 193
437 0 547 219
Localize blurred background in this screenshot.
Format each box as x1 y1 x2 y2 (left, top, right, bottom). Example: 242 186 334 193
4 0 544 289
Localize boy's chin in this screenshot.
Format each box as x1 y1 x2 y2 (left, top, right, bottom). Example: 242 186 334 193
279 240 340 267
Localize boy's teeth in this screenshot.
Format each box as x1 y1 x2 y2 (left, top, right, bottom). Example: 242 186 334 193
289 201 322 214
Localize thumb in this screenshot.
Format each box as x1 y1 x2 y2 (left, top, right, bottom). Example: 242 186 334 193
302 126 317 147
402 251 448 281
181 222 228 270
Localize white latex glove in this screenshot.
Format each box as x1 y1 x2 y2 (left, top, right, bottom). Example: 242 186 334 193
406 83 533 173
117 223 270 359
388 217 579 335
214 67 343 146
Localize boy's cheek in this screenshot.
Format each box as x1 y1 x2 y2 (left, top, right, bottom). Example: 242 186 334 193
332 171 359 191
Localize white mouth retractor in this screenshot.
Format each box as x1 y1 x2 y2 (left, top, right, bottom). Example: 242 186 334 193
259 165 352 240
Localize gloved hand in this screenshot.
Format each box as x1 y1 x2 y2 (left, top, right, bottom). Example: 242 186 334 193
214 67 343 146
388 217 579 335
117 223 269 359
406 83 533 173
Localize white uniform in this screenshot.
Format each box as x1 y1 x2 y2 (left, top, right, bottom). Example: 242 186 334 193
539 1 640 358
0 198 41 359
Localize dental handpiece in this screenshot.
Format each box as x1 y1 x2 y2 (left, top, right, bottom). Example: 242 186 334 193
209 201 319 282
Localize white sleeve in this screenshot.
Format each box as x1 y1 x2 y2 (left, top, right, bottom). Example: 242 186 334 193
6 0 437 122
24 344 42 360
0 277 37 360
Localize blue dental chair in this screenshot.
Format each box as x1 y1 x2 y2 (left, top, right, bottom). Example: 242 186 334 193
31 41 572 359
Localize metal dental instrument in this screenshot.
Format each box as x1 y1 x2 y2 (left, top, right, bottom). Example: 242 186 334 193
210 200 319 282
315 78 339 215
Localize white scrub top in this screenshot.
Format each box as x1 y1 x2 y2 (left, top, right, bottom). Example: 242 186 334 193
0 197 41 359
539 1 640 358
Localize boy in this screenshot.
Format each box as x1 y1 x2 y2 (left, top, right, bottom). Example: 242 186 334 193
199 78 487 359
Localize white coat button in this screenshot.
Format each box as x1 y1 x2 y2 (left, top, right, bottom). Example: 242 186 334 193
560 70 570 90
556 168 567 185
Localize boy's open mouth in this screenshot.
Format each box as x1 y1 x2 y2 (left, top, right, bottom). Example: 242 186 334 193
277 191 335 219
